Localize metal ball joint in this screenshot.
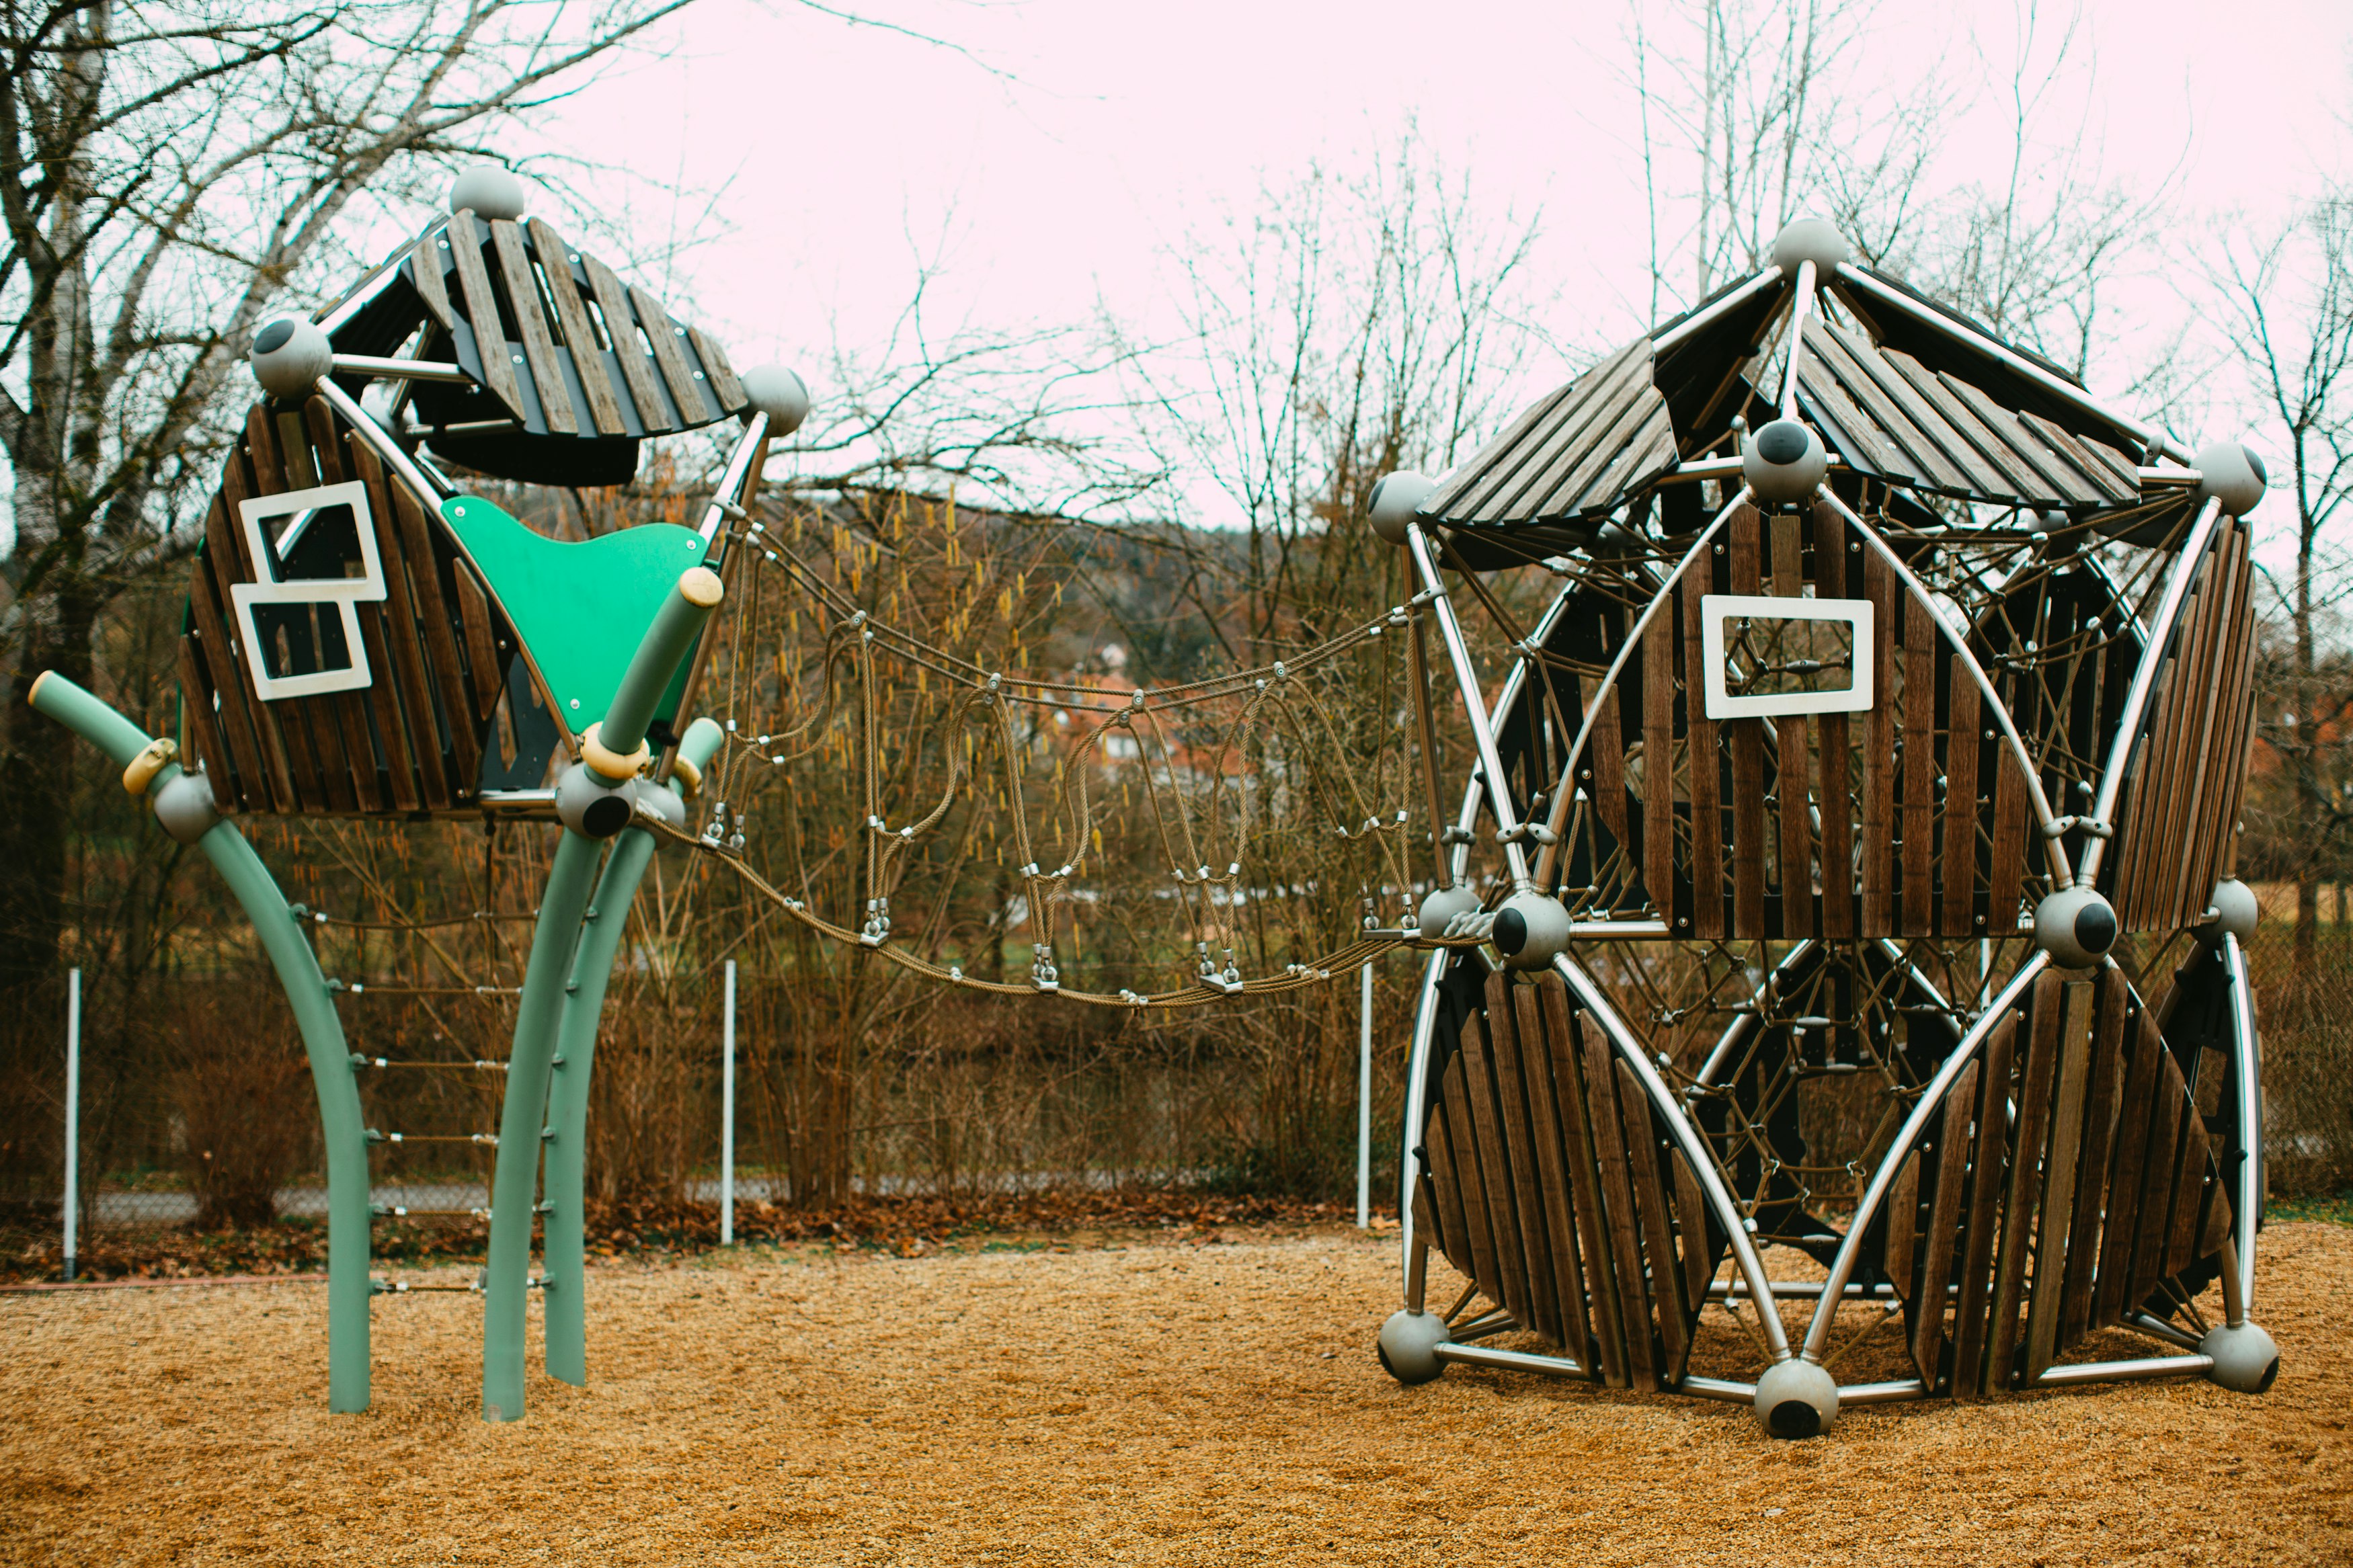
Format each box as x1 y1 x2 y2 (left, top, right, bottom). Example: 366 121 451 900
2196 876 2260 946
1491 890 1572 970
1753 1358 1839 1438
150 768 221 846
1375 1309 1451 1385
740 364 811 435
553 762 635 840
630 776 688 831
2192 440 2268 518
1417 882 1482 936
1368 471 1437 546
448 164 526 221
1770 215 1851 274
249 317 333 401
2033 885 2117 969
1741 418 1828 505
2199 1321 2280 1394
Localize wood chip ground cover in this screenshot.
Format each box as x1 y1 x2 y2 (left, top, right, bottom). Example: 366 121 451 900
3 1222 2348 1564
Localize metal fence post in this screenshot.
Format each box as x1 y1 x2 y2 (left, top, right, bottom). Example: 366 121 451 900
721 959 735 1247
1357 960 1373 1229
63 968 79 1282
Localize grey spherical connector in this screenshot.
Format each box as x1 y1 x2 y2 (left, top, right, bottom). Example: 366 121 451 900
249 317 333 401
448 164 526 221
740 364 811 435
1741 418 1828 505
150 768 221 846
1492 890 1572 971
1368 471 1437 546
2034 884 2117 968
1771 216 1851 275
1417 882 1481 936
2196 876 2260 946
554 761 635 840
1376 1309 1451 1386
2193 440 2268 518
1753 1357 1839 1439
2200 1321 2279 1394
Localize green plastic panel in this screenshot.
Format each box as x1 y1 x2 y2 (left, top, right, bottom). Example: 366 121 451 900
440 497 707 732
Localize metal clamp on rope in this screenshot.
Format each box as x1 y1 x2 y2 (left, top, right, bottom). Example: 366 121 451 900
580 721 651 782
122 737 177 796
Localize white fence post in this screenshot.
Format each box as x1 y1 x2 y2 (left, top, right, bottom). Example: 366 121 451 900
63 967 80 1282
1357 960 1373 1229
721 959 736 1246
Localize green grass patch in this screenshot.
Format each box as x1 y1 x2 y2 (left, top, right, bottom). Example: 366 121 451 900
2272 1188 2353 1225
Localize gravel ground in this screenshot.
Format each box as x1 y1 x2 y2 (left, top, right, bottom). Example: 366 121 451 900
2 1221 2348 1565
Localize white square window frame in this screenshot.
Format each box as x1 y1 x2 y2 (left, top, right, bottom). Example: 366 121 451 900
1699 593 1875 720
227 480 391 702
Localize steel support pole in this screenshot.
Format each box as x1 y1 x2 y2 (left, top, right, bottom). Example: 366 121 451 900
2223 932 2264 1314
30 673 373 1411
1357 961 1373 1229
722 958 737 1246
63 968 79 1283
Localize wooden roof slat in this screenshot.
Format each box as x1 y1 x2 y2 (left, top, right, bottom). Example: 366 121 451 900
1536 378 1674 520
407 235 456 333
527 220 631 437
1817 317 2009 496
583 255 676 431
1880 348 2047 503
446 210 526 421
1940 376 2092 503
489 218 577 436
1807 319 1978 495
1465 343 1654 522
688 325 747 413
2020 411 2139 503
1796 351 1906 480
1421 383 1575 515
633 284 715 425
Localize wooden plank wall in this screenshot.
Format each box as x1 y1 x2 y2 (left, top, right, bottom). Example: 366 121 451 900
2111 520 2258 932
1878 967 2231 1396
1419 970 1723 1387
177 397 510 817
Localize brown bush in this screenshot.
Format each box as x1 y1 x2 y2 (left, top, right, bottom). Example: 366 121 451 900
171 987 314 1230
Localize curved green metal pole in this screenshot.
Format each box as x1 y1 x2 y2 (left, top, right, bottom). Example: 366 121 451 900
543 716 725 1386
29 673 373 1411
480 569 722 1422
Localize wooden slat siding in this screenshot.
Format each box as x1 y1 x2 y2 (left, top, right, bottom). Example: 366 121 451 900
452 566 504 721
1411 1175 1439 1255
2124 1071 2187 1315
307 409 413 814
175 637 231 811
1454 345 1649 522
2197 1173 2235 1262
221 421 325 813
1884 1151 1921 1302
2058 968 2132 1348
1811 503 1856 938
1770 513 1817 939
1681 573 1727 939
687 325 747 413
1860 545 1900 933
1911 1059 1979 1389
1641 600 1676 918
1456 1008 1533 1329
275 411 319 488
208 440 299 811
1579 1017 1657 1389
1485 975 1561 1345
1513 981 1592 1362
2024 979 2098 1381
1588 681 1632 848
581 255 674 431
1728 511 1769 936
1543 984 1629 1385
446 211 526 420
1950 1010 2016 1401
299 400 386 814
1424 1098 1474 1294
1668 1147 1712 1321
527 220 629 436
2143 544 2229 926
2092 1006 2165 1328
1811 319 1987 495
2164 1104 2217 1278
188 503 275 812
389 480 483 795
2163 528 2246 927
2188 534 2259 921
1882 352 2048 501
253 411 361 817
1436 1058 1504 1311
1900 591 1938 934
1942 658 1983 938
1986 749 2032 934
489 218 578 436
2112 624 2180 928
633 286 714 425
1986 977 2061 1388
347 440 452 813
407 235 457 332
1615 1059 1689 1376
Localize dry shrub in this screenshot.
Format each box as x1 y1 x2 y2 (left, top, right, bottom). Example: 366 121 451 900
171 985 313 1229
2246 934 2353 1197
